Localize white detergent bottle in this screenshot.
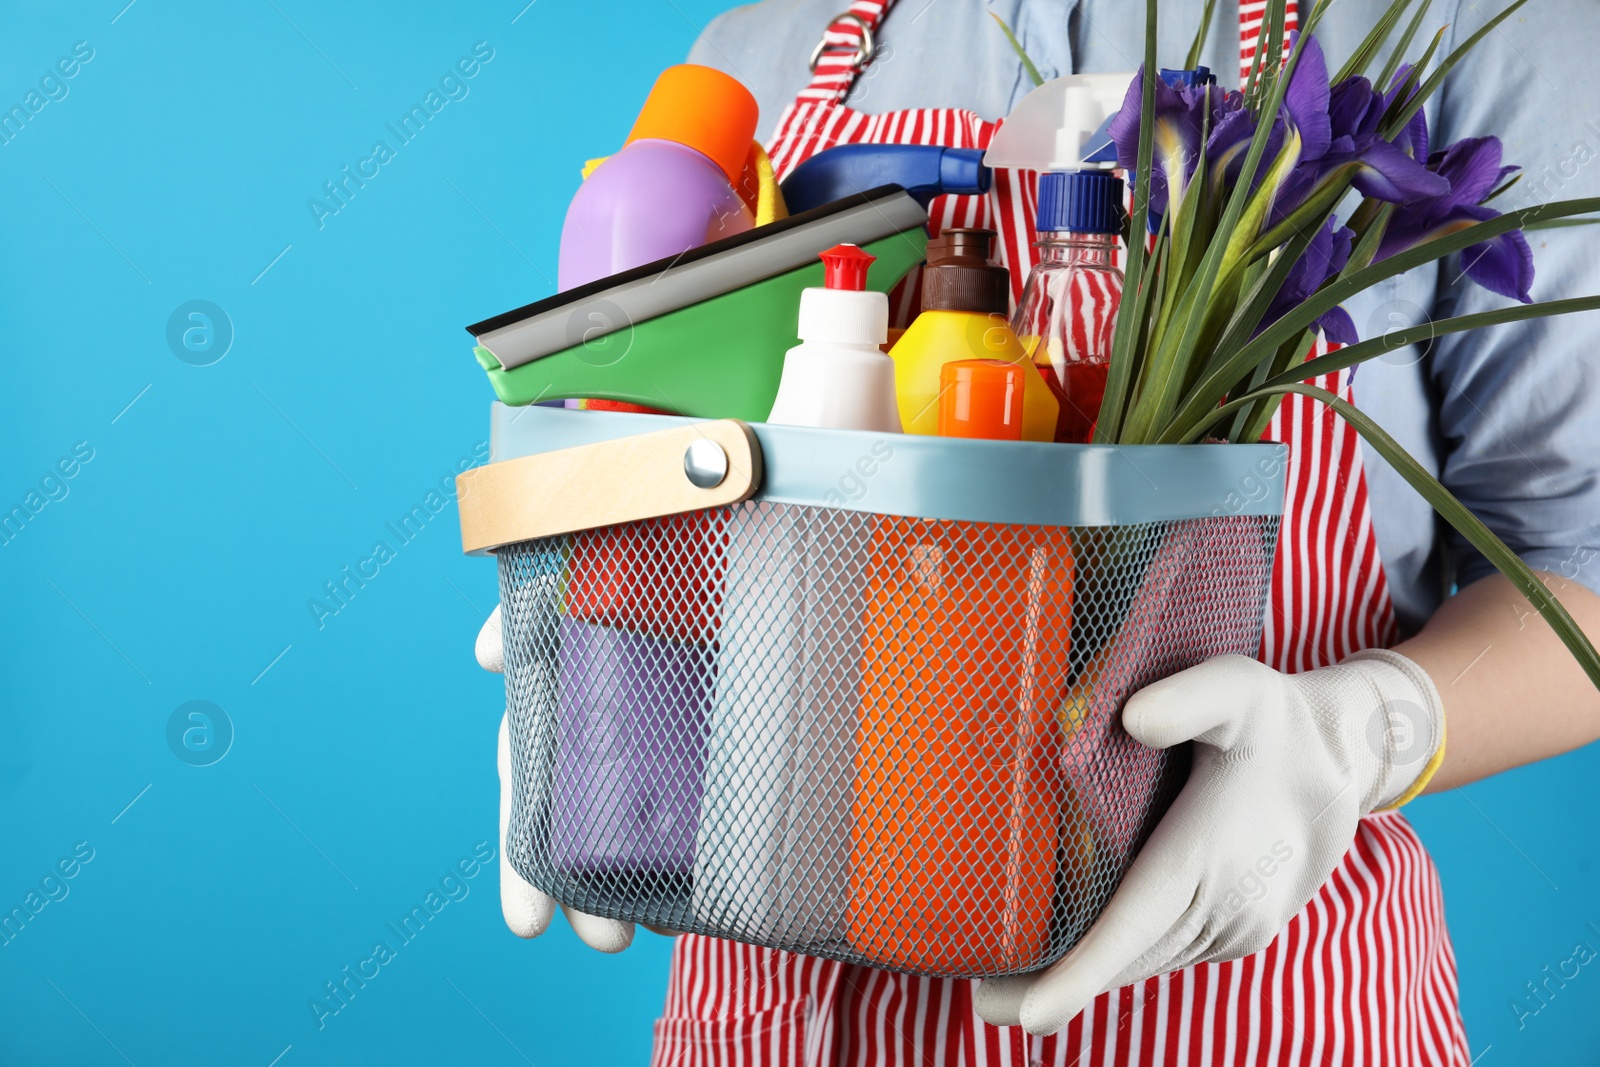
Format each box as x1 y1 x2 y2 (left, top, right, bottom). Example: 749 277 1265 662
764 244 901 431
693 245 897 945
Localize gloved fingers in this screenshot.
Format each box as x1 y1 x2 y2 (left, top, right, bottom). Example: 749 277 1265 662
476 604 505 673
1194 868 1325 967
496 712 516 789
494 715 634 952
562 905 635 953
1189 923 1278 971
501 854 555 938
1122 655 1273 751
1102 901 1210 993
972 973 1035 1028
1164 934 1217 980
1015 860 1197 1035
498 714 553 938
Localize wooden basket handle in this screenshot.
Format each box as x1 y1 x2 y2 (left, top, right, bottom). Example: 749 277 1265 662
456 419 763 554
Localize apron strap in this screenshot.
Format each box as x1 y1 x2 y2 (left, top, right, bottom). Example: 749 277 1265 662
1238 0 1301 83
796 1 1300 109
798 0 898 104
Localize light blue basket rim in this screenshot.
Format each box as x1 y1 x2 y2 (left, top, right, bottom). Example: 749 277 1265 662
488 402 1288 526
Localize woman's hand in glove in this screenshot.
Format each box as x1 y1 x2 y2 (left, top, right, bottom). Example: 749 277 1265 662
975 650 1445 1035
478 605 634 953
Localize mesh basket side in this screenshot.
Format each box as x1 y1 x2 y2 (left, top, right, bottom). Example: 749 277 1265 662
498 505 1280 977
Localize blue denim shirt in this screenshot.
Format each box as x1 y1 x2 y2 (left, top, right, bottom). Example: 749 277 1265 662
692 0 1600 633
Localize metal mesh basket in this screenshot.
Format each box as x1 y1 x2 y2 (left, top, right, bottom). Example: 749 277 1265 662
467 408 1286 979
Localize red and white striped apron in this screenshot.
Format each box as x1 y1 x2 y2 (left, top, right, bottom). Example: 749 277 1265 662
652 3 1471 1063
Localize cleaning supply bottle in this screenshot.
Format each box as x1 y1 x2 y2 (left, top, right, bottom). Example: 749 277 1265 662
848 359 1074 973
693 246 899 942
550 66 759 874
1011 170 1126 443
552 510 718 878
550 615 711 874
765 244 901 431
888 229 1059 441
558 64 759 291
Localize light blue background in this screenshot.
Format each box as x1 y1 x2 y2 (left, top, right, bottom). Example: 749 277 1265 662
1 1 1596 1064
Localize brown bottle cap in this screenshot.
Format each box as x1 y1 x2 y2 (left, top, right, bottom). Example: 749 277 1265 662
921 228 1011 314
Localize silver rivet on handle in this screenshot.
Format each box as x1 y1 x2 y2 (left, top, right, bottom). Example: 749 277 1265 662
683 439 729 489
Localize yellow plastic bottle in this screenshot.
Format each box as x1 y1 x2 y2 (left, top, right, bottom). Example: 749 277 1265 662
889 228 1059 441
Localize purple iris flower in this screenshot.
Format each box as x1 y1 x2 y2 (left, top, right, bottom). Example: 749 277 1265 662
1207 94 1284 192
1198 33 1328 193
1383 65 1430 163
1108 70 1220 218
1113 35 1446 230
1282 33 1332 161
1260 217 1359 344
1109 68 1295 219
1265 39 1449 226
1106 35 1533 310
1377 135 1534 302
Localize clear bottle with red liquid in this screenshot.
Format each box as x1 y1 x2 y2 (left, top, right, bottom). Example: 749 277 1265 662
1011 170 1125 443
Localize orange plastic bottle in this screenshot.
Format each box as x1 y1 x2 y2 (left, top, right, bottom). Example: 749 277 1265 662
848 359 1074 973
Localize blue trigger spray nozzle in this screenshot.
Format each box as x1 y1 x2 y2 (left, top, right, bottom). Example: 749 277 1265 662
779 143 992 215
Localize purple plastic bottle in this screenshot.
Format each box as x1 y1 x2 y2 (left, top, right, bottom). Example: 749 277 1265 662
559 141 755 290
556 64 759 290
547 65 758 877
549 617 711 874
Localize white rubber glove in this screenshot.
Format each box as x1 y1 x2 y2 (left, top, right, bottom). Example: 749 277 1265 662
479 604 634 953
975 649 1444 1035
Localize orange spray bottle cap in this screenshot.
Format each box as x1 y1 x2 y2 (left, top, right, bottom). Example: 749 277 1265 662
938 359 1027 440
625 64 760 187
820 244 875 290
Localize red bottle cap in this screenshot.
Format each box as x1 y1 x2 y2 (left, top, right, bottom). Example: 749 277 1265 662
820 244 875 290
938 359 1027 440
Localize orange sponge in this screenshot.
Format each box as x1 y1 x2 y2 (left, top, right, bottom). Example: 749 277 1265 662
625 64 759 187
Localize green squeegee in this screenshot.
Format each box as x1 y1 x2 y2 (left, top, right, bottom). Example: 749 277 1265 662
467 186 929 422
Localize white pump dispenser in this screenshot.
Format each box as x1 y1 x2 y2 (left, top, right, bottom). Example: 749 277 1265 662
765 244 902 432
981 72 1135 172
